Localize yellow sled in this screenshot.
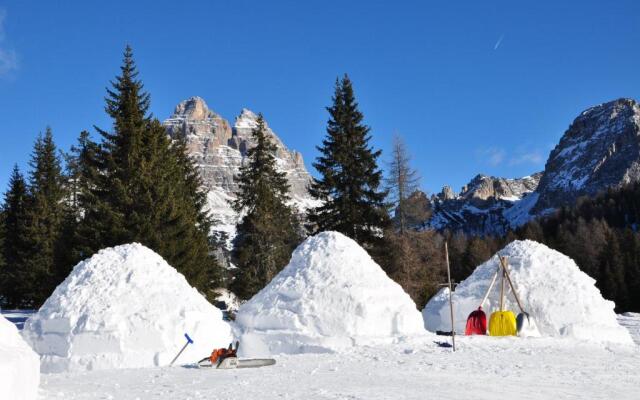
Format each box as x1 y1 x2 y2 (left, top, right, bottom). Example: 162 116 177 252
488 310 517 336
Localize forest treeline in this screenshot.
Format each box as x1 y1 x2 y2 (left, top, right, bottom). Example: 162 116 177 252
1 47 638 312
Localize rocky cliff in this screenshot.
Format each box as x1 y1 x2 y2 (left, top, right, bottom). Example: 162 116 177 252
163 97 317 241
533 98 640 213
427 98 640 235
428 173 542 235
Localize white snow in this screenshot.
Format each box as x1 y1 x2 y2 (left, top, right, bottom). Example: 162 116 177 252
423 240 633 344
36 334 640 400
503 192 539 228
22 243 232 373
234 231 426 356
0 314 39 400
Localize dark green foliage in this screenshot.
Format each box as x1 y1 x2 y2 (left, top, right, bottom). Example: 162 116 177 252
0 165 29 307
308 75 390 249
231 114 302 300
513 182 640 311
18 129 67 307
76 46 221 298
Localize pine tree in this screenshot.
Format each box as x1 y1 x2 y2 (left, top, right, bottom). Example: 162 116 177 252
0 165 28 307
385 134 420 235
19 128 67 307
308 75 390 249
77 46 221 296
231 114 301 299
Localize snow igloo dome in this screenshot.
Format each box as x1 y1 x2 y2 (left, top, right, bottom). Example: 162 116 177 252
423 240 633 344
22 243 232 373
234 231 426 356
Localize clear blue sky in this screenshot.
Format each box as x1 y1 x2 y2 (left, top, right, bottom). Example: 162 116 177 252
1 1 640 195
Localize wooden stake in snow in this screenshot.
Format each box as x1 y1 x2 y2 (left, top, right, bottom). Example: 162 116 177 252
444 241 456 352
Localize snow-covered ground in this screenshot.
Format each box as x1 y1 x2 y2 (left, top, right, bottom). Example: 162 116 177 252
618 313 640 345
37 333 639 400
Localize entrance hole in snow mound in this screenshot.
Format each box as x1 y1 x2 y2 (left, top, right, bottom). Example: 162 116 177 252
422 240 633 344
22 243 232 373
0 314 39 400
234 231 426 356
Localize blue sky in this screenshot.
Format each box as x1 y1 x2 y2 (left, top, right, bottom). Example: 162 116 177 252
1 1 640 195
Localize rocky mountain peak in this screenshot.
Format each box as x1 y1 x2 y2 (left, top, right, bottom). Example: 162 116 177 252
163 97 316 241
533 98 640 212
235 108 260 128
172 96 216 121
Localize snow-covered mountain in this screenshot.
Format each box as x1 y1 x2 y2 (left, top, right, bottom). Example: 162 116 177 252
163 97 317 241
428 98 640 235
428 173 542 235
533 98 640 213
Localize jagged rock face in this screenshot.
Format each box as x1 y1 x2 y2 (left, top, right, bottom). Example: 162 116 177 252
438 186 456 201
459 174 541 204
163 97 315 240
534 98 640 212
428 173 542 236
427 98 640 236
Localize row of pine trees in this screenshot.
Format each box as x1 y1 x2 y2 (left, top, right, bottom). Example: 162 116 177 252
0 47 218 307
3 46 637 313
0 47 417 309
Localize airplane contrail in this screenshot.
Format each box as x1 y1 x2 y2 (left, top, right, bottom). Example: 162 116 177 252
494 34 504 50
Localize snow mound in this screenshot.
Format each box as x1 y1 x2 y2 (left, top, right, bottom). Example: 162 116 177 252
0 314 39 400
22 243 232 373
423 240 633 344
234 231 426 356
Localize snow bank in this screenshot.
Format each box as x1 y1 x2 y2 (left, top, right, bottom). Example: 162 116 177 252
22 243 232 373
423 240 633 344
0 314 39 400
234 231 426 356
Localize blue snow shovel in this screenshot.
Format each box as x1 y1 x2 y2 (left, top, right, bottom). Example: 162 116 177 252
170 333 194 366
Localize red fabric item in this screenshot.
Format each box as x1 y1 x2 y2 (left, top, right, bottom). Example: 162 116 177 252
465 307 487 335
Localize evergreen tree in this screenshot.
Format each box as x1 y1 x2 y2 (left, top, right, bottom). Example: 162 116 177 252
59 131 99 271
308 75 390 249
0 165 28 307
231 114 301 299
77 46 221 296
19 129 67 307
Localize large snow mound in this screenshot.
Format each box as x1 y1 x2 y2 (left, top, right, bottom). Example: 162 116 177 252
0 314 39 400
22 243 232 373
423 240 633 344
234 231 426 356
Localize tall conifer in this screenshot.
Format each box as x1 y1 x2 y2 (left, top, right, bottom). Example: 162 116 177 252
77 46 221 296
19 128 66 306
0 165 28 307
308 75 389 248
231 114 301 299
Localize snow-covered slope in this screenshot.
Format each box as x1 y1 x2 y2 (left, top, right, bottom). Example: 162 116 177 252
427 98 640 234
234 231 426 355
423 240 633 344
0 315 39 400
533 98 640 212
163 97 318 243
22 243 232 373
428 173 542 235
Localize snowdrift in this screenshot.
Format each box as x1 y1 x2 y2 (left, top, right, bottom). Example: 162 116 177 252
423 240 633 344
22 243 232 373
0 314 39 400
234 231 426 356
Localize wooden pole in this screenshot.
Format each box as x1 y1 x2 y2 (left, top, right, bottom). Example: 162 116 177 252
499 259 505 311
480 265 501 309
444 241 456 352
499 256 525 314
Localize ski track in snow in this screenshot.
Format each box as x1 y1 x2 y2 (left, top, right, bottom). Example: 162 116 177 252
38 336 640 400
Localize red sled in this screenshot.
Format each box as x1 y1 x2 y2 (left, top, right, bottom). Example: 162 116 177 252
465 306 487 335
